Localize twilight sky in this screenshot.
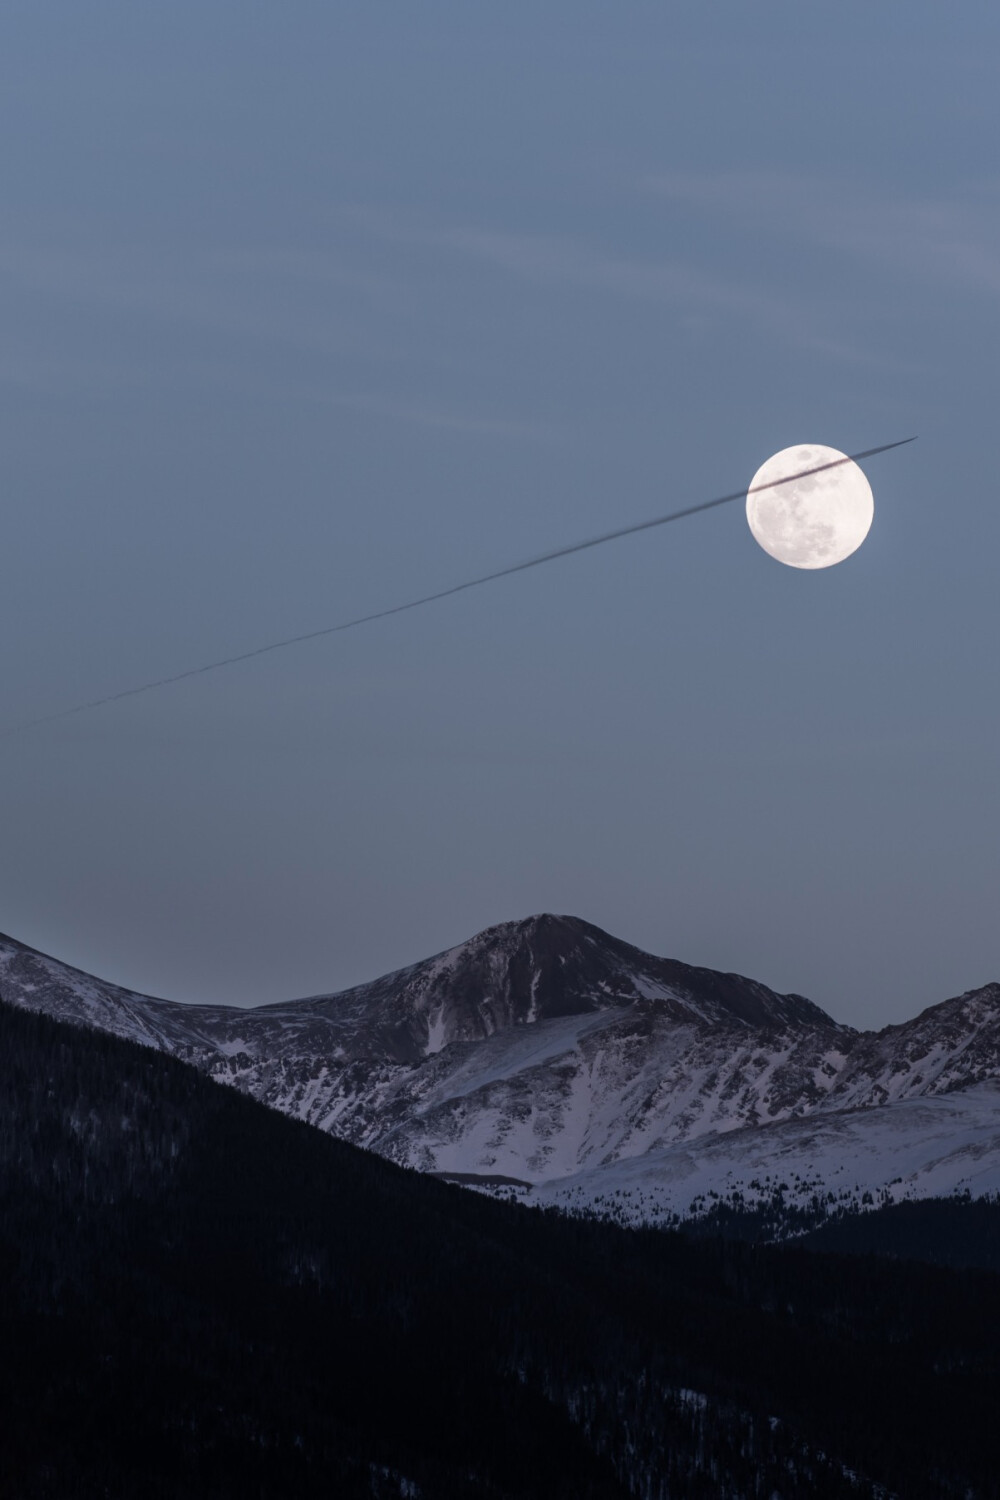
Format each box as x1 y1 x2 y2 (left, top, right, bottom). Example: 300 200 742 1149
1 2 997 1025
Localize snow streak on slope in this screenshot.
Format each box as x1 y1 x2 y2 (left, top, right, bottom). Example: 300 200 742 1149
2 914 999 1224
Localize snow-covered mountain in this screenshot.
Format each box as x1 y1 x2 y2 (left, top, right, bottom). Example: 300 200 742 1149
3 913 999 1222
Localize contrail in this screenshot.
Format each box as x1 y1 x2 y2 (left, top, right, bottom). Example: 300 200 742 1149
10 438 914 734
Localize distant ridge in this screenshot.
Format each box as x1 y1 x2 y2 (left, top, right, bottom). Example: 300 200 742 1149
2 914 999 1222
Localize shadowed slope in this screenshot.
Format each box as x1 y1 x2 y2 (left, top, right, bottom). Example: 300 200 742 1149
3 999 1000 1500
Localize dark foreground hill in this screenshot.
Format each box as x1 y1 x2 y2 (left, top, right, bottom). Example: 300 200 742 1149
676 1187 1000 1270
799 1193 1000 1270
2 1001 1000 1499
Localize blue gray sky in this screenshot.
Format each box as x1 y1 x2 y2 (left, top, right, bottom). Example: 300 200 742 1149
1 2 997 1025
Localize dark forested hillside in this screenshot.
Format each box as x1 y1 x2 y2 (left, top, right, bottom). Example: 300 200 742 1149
797 1193 1000 1270
675 1189 1000 1272
2 1000 999 1500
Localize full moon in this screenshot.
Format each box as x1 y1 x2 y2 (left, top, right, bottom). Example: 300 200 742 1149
746 444 874 569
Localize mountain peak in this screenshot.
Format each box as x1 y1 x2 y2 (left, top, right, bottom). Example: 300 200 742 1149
341 911 845 1053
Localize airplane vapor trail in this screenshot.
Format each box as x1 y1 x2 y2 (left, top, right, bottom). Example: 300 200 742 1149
10 438 914 735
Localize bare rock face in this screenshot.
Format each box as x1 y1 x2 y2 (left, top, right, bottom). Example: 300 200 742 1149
3 914 999 1219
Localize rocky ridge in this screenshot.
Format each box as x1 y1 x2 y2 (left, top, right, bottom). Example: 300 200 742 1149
3 914 999 1218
